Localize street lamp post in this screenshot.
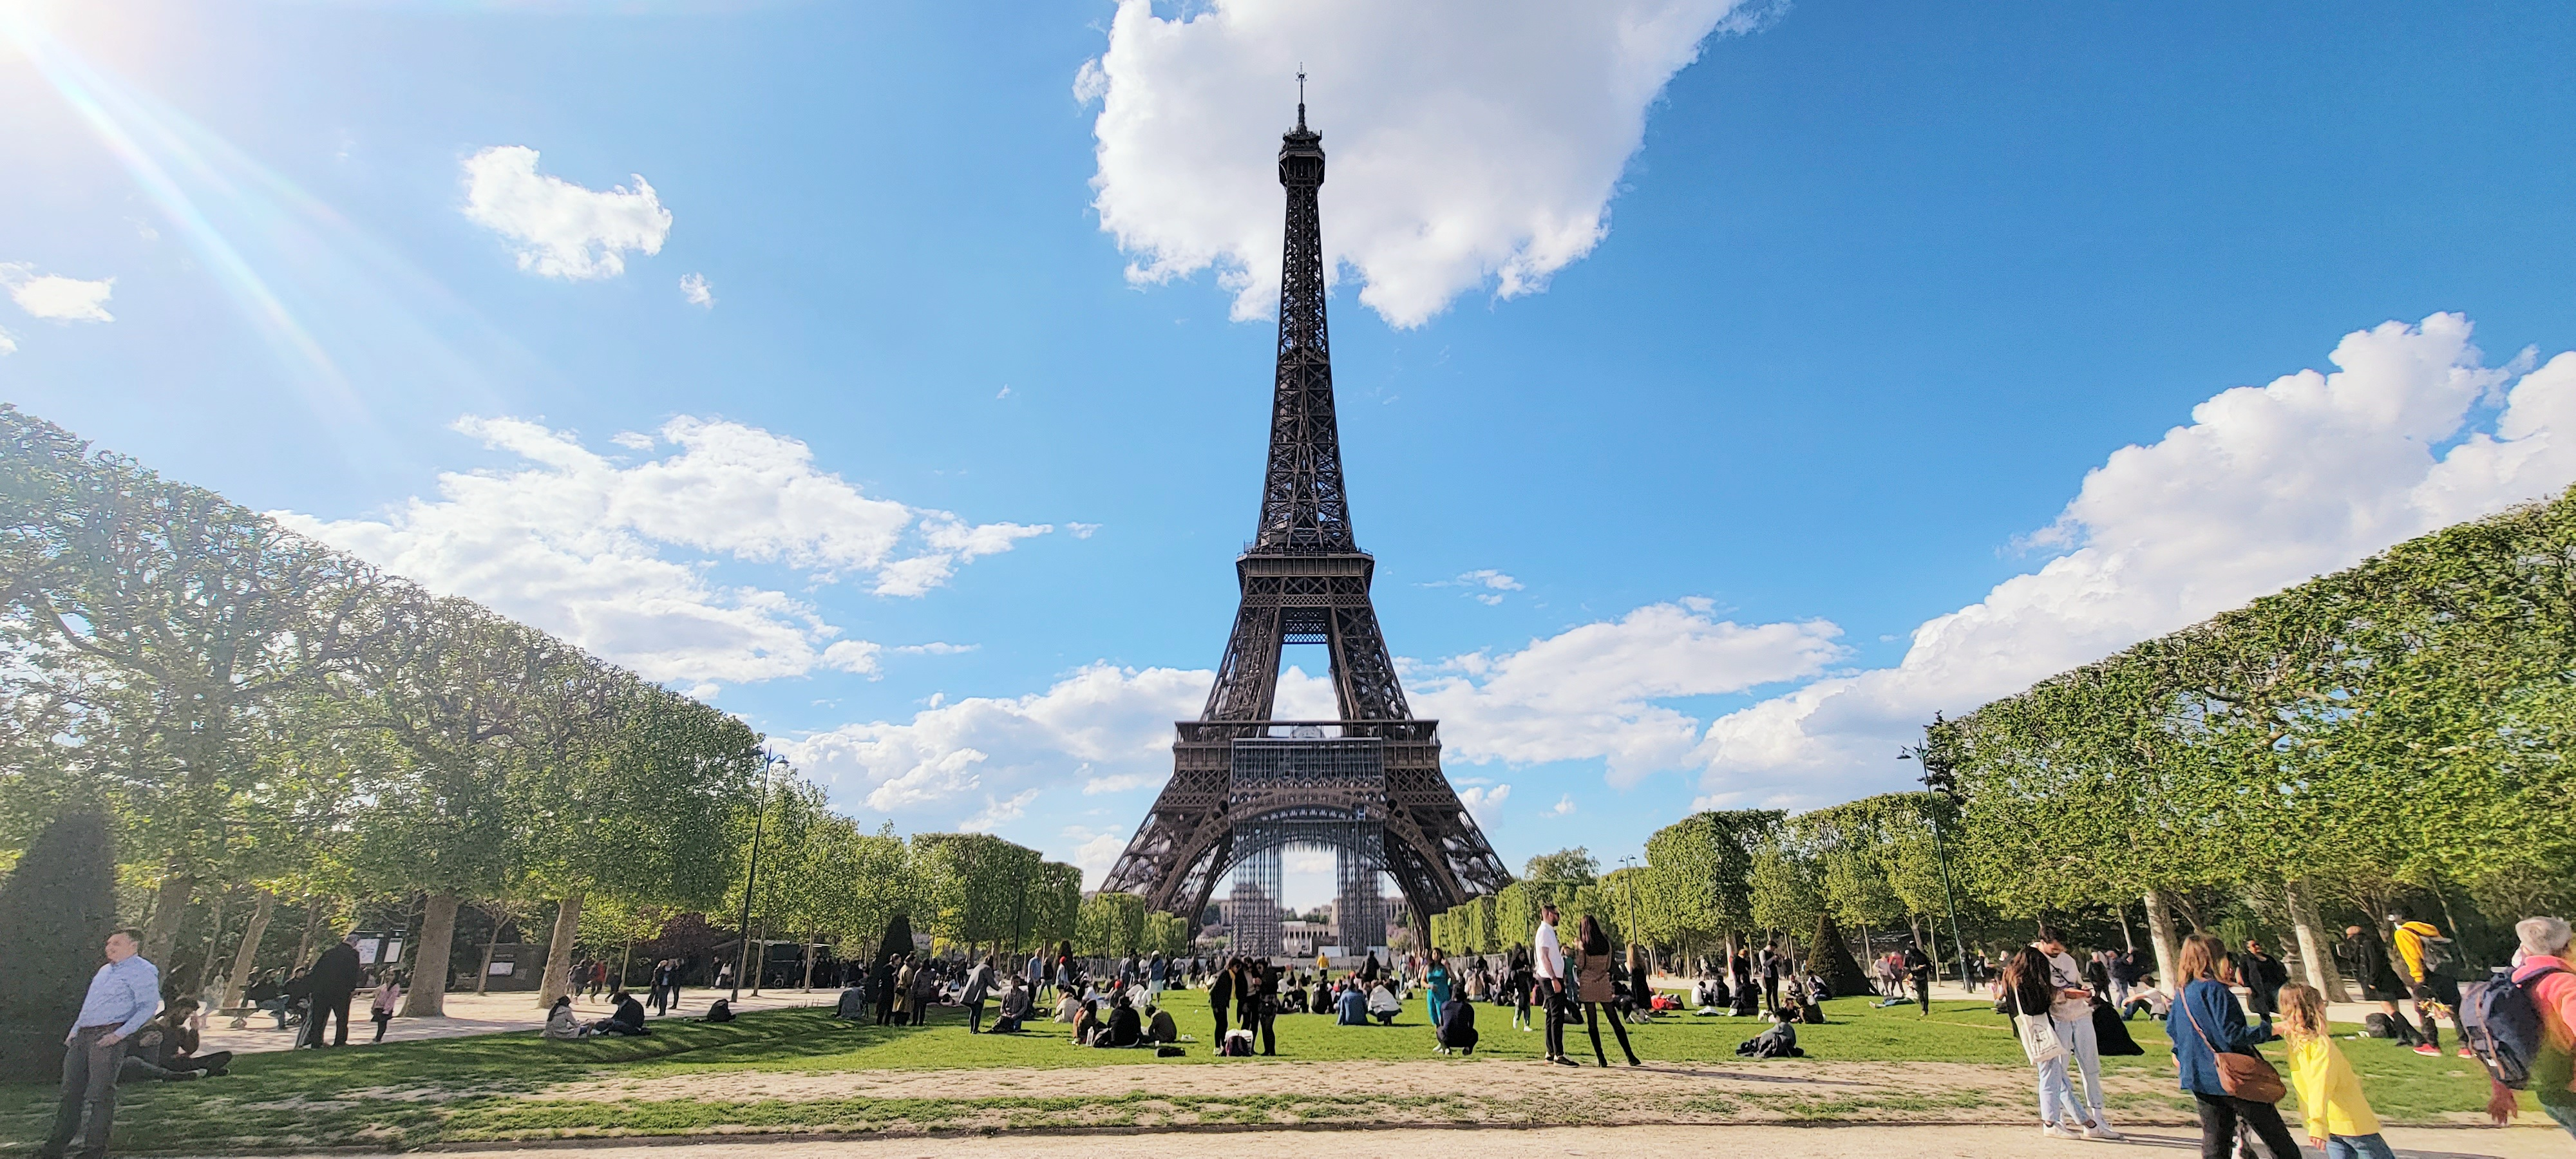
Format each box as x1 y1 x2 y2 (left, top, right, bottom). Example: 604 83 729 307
732 748 788 1004
1899 719 1973 996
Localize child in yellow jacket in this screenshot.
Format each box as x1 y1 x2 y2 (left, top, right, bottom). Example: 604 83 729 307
2278 982 2392 1159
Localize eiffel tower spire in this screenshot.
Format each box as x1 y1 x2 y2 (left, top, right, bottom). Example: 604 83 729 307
1099 96 1510 936
1253 79 1349 554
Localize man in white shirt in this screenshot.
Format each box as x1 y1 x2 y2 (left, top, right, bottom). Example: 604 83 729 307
1533 902 1572 1066
2036 928 2120 1140
43 928 158 1159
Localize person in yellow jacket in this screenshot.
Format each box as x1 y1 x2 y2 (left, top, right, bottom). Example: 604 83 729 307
2278 982 2394 1159
2388 914 2470 1058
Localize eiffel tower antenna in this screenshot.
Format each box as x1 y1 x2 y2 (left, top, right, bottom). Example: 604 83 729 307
1100 98 1510 947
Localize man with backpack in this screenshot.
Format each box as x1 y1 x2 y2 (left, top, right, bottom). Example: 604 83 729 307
2391 914 2469 1059
2474 917 2576 1139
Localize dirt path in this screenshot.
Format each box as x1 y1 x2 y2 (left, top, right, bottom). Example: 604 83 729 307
356 1122 2576 1159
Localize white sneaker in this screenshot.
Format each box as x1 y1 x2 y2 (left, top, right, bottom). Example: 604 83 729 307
2041 1124 2076 1140
2081 1123 2123 1141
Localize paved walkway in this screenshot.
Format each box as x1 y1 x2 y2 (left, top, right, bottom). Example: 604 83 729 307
201 986 835 1055
247 1123 2575 1159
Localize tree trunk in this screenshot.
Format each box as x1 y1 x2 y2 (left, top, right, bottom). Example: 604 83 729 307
2285 878 2346 1001
2117 901 2136 952
2144 890 2183 997
538 892 585 1008
291 898 327 972
140 872 194 965
401 892 461 1017
200 890 236 999
223 889 276 1013
801 930 819 991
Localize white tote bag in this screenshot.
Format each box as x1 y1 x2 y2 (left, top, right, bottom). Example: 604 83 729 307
2016 1008 2068 1064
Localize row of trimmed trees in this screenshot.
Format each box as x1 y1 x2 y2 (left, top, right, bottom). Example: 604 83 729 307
1435 486 2576 989
0 407 1162 1032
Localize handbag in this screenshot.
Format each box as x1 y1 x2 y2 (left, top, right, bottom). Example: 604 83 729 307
2016 1005 2068 1064
2179 986 2285 1103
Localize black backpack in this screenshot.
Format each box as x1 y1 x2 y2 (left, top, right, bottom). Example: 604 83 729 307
2463 965 2566 1089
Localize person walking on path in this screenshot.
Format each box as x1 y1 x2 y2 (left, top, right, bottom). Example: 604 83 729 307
2389 915 2469 1058
2036 928 2120 1139
302 934 363 1049
41 928 157 1159
1902 939 1934 1017
2278 981 2397 1159
1570 915 1642 1067
2483 916 2576 1140
2002 946 2090 1140
367 974 403 1043
960 955 994 1033
1535 902 1573 1066
2168 933 2303 1159
2338 925 2421 1046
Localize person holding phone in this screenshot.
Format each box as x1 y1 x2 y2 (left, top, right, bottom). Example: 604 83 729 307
2036 927 2121 1140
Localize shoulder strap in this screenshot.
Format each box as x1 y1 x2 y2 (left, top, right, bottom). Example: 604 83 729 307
2179 983 2216 1050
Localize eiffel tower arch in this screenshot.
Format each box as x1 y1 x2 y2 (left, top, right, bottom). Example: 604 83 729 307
1100 97 1512 943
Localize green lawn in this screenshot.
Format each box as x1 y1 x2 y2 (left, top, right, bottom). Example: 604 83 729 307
0 990 2530 1153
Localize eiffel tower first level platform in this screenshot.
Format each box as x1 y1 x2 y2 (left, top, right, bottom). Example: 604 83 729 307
1099 96 1511 938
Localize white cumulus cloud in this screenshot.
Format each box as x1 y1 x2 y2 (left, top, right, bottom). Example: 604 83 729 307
679 272 714 307
461 146 671 280
1696 314 2576 803
1 264 115 322
1079 0 1767 327
1411 599 1842 782
277 415 1048 688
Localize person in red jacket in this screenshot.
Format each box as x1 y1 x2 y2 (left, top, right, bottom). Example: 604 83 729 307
2487 916 2576 1140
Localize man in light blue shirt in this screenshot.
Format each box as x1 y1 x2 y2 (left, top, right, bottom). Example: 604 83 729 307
41 928 158 1159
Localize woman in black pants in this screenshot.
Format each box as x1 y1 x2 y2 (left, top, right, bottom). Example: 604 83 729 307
2168 933 2302 1159
1244 961 1278 1055
1569 916 1642 1066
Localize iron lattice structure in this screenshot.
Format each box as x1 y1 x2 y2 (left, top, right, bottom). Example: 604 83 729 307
1100 100 1512 941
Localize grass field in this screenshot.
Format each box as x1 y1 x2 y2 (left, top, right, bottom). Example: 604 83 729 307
0 989 2533 1153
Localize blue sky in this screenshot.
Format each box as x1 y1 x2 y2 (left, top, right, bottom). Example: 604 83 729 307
6 0 2575 905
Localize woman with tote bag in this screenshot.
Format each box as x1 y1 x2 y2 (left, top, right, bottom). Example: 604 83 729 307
2003 946 2094 1138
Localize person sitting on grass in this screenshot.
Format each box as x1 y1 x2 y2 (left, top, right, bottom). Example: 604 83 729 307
1336 981 1368 1026
2121 984 2170 1022
1054 987 1081 1023
1729 979 1759 1017
120 1001 231 1081
990 977 1030 1033
1735 1005 1804 1059
542 995 583 1040
1094 993 1144 1048
1146 1003 1179 1044
590 990 651 1037
1072 999 1104 1045
1368 979 1402 1025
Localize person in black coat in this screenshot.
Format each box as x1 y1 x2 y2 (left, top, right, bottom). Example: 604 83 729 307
1208 958 1236 1042
591 990 651 1036
1437 987 1479 1055
2233 939 2289 1017
303 934 365 1048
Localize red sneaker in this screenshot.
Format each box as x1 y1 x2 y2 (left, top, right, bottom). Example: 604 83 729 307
2412 1043 2440 1057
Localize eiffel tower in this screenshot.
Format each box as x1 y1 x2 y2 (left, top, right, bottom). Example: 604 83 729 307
1099 95 1511 943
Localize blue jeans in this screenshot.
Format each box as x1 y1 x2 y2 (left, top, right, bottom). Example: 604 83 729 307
2324 1134 2395 1159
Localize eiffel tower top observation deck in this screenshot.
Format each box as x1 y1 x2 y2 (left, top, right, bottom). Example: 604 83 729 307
1098 95 1511 935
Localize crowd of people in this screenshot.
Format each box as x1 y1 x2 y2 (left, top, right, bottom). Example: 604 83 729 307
30 902 2576 1159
